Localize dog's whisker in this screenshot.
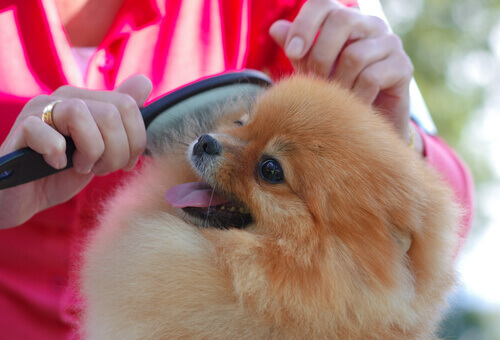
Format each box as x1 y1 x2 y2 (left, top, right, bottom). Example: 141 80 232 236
172 141 191 147
204 187 217 223
208 187 216 208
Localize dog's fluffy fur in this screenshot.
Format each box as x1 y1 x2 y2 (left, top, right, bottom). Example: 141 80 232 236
81 76 460 339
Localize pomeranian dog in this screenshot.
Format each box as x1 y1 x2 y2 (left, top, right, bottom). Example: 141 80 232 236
81 75 460 339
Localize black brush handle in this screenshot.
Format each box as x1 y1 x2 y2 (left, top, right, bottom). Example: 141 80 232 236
0 137 76 189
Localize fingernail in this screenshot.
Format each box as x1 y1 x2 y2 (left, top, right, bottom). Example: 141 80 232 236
286 36 304 59
76 163 93 174
124 157 139 171
57 154 67 170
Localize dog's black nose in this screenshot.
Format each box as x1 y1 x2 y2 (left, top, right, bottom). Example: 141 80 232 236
193 134 221 156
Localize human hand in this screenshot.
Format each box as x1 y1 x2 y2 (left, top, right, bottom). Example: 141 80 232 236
0 75 152 228
269 0 415 145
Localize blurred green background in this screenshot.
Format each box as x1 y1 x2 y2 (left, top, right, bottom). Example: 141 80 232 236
380 0 500 338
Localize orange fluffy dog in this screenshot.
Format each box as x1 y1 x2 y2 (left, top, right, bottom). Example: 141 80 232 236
81 76 460 339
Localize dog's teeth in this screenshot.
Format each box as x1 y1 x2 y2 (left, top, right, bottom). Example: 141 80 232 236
218 205 250 214
238 207 250 214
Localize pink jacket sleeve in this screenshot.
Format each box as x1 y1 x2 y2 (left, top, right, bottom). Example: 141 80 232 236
414 123 475 250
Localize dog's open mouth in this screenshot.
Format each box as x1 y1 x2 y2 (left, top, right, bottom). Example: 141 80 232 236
165 182 253 229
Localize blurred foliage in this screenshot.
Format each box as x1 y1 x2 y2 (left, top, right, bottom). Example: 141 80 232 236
437 298 500 339
382 0 500 185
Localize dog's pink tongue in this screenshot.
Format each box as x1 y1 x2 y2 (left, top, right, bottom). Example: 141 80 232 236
165 182 231 208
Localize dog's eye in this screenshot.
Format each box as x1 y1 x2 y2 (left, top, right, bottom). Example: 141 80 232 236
259 159 284 184
234 120 244 126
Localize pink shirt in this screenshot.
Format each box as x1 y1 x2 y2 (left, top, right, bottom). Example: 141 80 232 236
417 123 474 249
0 0 473 338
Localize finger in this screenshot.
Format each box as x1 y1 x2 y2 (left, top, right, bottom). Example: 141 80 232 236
352 55 412 139
83 100 130 175
304 12 350 77
373 89 411 140
16 116 68 169
306 10 389 78
53 76 151 170
102 91 145 171
114 74 152 108
352 55 413 105
283 0 339 60
332 34 396 89
270 19 303 71
41 168 94 208
20 95 52 117
269 19 291 49
113 75 150 169
51 98 105 174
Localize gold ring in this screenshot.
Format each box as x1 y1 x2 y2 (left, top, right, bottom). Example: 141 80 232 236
42 100 61 130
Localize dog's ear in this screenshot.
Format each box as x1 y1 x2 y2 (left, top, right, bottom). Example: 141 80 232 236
391 226 412 254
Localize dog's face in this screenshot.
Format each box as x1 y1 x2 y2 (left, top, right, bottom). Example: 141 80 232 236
166 76 422 286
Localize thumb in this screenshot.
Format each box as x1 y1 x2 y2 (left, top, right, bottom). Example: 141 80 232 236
269 20 291 49
114 74 153 108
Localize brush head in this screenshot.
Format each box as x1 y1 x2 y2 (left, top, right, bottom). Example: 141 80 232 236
144 70 272 154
